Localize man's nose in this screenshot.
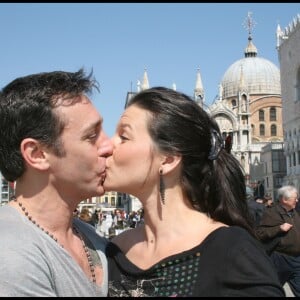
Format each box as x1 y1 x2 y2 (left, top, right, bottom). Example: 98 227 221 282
98 132 113 156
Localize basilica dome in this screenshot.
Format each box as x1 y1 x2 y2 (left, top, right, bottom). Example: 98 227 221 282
220 37 281 99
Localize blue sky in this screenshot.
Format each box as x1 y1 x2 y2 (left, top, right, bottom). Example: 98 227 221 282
0 3 299 136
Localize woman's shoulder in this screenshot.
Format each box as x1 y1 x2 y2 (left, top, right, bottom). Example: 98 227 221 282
203 226 256 248
207 225 249 238
204 226 268 257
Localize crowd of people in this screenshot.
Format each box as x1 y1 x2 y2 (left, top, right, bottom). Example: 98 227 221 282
0 68 298 296
247 193 274 226
253 186 300 297
76 207 145 239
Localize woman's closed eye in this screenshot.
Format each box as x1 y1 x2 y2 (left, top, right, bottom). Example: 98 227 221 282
119 134 129 142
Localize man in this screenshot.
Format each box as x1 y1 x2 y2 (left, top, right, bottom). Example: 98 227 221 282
254 180 265 199
263 194 274 208
247 195 266 226
255 185 300 296
0 69 113 296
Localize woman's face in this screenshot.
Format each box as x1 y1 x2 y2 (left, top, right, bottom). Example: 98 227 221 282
104 105 162 197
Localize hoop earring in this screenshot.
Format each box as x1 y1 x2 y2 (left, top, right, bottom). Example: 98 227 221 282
159 169 165 205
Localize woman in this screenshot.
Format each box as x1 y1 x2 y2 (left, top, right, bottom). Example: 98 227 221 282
104 87 284 297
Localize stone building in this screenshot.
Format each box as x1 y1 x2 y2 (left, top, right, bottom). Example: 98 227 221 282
276 14 300 191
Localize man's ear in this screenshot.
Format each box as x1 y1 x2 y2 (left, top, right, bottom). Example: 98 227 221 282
161 155 182 174
20 138 50 170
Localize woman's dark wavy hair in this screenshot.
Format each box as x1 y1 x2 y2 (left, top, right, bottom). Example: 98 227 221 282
128 86 254 234
0 68 99 182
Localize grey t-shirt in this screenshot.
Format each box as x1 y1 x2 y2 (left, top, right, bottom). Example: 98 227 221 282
0 205 108 296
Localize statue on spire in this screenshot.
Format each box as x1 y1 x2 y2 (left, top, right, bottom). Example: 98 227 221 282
243 12 258 57
243 11 257 39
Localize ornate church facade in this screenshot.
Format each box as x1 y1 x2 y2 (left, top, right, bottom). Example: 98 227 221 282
206 13 283 186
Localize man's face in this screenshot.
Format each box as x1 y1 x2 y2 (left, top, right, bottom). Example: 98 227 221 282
283 192 298 210
48 95 113 201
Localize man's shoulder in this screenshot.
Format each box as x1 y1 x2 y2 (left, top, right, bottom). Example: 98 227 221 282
0 205 25 232
264 203 281 212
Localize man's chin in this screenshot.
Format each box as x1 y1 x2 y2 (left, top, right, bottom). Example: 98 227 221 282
97 187 106 196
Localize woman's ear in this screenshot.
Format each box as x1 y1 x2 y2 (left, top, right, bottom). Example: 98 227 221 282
161 155 182 174
20 138 50 170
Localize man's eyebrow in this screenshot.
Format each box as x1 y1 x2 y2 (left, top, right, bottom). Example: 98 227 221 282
82 118 102 135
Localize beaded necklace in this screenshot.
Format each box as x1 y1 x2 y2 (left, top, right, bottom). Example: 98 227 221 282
14 199 96 284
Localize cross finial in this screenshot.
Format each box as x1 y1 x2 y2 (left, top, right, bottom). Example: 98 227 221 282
243 11 256 38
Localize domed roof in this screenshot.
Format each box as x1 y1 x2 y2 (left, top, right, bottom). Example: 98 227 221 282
221 57 280 98
220 37 281 99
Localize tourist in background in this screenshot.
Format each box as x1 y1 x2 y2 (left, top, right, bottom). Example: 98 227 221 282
256 185 300 296
247 194 266 227
79 208 96 227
